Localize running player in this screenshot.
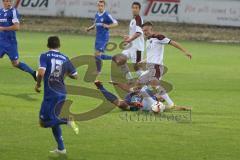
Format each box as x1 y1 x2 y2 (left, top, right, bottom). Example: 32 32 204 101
113 2 145 80
35 36 79 154
0 0 36 80
86 0 118 75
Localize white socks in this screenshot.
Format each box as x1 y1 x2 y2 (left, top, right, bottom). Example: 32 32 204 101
161 93 174 107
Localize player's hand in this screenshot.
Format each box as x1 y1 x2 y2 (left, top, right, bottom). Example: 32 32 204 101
35 84 41 93
124 35 132 43
103 24 110 29
185 53 192 60
0 27 4 31
85 27 91 32
139 59 146 64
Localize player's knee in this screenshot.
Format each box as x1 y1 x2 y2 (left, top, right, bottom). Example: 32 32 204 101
112 54 127 66
95 51 101 56
150 80 160 87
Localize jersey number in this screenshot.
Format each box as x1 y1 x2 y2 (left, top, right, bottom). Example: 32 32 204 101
51 59 63 78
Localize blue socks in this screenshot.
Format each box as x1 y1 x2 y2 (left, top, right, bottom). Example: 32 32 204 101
52 125 65 151
95 54 113 72
17 62 34 75
98 85 118 103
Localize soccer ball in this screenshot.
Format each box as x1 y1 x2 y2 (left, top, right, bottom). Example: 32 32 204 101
151 101 165 113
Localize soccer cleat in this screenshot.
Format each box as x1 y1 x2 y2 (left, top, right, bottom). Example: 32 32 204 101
94 80 103 89
68 120 79 135
49 149 67 154
32 71 37 81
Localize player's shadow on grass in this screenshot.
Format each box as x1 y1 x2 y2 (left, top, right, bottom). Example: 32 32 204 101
48 155 86 160
0 92 38 102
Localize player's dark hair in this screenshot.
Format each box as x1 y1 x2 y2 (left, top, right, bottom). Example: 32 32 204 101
142 21 153 27
47 36 60 49
132 2 141 9
98 0 106 5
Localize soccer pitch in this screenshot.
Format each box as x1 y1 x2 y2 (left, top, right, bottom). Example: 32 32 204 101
0 31 240 160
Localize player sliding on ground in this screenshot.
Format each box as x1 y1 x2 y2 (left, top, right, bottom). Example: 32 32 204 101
35 36 79 155
94 80 190 112
86 0 118 75
0 0 36 80
113 2 145 81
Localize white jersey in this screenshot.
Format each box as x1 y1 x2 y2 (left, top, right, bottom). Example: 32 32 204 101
146 34 171 65
129 15 145 51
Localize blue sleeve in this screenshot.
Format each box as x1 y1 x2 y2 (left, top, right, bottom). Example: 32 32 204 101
65 59 77 75
106 13 117 24
12 8 20 23
39 54 47 69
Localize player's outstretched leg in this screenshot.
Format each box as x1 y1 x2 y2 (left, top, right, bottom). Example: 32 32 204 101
50 125 66 154
94 80 130 110
12 60 37 81
95 80 118 103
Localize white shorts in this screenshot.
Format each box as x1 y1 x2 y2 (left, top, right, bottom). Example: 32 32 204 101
122 47 143 63
138 64 164 84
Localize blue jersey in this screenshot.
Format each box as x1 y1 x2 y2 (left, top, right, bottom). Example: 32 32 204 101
95 11 117 42
0 7 20 43
39 50 77 100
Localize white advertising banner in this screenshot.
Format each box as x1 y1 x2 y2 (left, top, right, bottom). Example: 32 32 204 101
0 0 239 27
179 0 240 26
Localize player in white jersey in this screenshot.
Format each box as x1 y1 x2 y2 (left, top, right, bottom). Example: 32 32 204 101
113 2 145 80
138 21 192 108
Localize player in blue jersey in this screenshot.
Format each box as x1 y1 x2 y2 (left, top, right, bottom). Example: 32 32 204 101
94 80 190 112
0 0 36 80
86 0 118 75
35 36 79 154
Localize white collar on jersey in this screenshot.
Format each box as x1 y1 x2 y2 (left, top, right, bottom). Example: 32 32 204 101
3 6 13 12
97 10 106 16
49 49 60 52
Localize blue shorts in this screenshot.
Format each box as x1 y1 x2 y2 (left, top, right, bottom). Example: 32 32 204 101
0 42 19 61
39 96 66 123
95 40 108 53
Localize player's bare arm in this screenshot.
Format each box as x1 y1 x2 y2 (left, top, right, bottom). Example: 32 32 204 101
109 81 132 92
86 24 96 32
102 22 118 29
124 32 142 43
109 81 141 93
0 23 20 31
169 40 192 60
35 68 45 93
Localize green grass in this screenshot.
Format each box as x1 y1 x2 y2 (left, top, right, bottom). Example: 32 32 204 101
0 31 240 160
